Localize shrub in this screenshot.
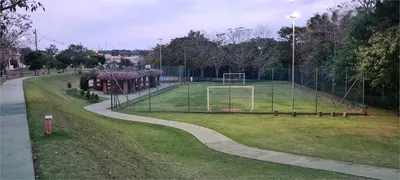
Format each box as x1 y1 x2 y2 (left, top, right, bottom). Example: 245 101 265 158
79 76 89 91
94 94 99 101
80 90 85 96
85 90 91 99
67 82 72 89
90 93 96 100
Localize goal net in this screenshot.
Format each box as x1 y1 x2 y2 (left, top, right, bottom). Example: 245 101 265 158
207 86 254 112
223 73 245 84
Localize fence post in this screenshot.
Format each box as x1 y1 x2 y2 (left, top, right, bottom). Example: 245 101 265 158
315 68 318 113
110 80 113 111
148 82 151 111
229 85 231 112
271 68 274 112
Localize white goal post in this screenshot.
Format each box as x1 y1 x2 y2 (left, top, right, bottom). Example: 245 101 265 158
207 86 254 112
223 73 245 84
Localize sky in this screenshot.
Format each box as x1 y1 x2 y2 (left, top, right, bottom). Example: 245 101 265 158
23 0 343 51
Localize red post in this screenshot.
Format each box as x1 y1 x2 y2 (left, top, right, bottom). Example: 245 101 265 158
45 115 52 135
103 80 108 94
12 71 16 76
47 71 50 74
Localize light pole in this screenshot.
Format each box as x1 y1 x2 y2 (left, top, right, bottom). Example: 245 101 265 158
158 38 162 87
287 12 299 114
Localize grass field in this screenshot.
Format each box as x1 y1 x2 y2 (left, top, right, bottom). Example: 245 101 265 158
23 75 363 179
121 83 399 169
131 82 349 113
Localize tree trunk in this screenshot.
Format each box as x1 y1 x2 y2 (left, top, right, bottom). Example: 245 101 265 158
74 66 77 73
201 68 204 78
63 69 65 73
215 69 219 78
258 69 262 80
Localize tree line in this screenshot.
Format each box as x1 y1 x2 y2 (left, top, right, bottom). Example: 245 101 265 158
22 44 106 75
142 0 399 108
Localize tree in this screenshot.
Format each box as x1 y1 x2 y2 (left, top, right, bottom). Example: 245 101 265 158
251 25 275 79
0 12 32 78
223 27 252 72
55 51 71 73
209 33 225 78
24 51 46 75
66 44 89 72
0 0 44 13
119 58 132 68
357 26 399 99
45 44 58 56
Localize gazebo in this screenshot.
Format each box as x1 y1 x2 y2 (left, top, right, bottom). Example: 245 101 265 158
96 69 162 95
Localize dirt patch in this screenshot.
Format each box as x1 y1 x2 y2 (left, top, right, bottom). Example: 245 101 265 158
220 108 242 112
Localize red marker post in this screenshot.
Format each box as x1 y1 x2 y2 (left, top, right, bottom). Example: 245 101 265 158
45 115 52 135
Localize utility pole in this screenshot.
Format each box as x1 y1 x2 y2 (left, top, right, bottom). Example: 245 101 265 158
34 29 38 51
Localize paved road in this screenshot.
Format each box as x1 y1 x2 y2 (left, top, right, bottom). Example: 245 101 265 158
0 77 34 180
85 85 400 180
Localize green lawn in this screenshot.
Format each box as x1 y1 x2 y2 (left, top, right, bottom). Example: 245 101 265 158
123 82 400 168
131 82 349 113
23 75 363 179
123 111 399 169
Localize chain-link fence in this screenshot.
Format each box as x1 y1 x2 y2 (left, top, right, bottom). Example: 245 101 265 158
104 65 398 115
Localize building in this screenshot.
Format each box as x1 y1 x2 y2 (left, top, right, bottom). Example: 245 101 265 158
103 54 143 66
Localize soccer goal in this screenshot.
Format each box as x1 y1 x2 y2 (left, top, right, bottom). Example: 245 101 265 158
223 73 245 84
207 86 254 112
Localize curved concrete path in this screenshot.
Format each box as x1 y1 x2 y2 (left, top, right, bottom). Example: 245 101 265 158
84 90 400 180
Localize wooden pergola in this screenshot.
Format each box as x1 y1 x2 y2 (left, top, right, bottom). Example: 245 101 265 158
96 69 162 95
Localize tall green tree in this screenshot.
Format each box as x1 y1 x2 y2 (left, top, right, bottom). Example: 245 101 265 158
55 51 71 73
24 51 46 75
357 26 399 100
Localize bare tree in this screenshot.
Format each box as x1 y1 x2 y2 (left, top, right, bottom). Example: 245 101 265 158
252 25 274 80
208 32 226 78
0 12 32 79
224 27 252 72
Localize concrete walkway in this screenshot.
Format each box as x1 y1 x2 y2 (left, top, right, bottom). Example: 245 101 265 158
84 84 400 180
0 77 34 180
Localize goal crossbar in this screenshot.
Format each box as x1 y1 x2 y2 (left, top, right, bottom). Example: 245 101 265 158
207 86 254 112
223 73 245 84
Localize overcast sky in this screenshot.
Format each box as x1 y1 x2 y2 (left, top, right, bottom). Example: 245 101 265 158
24 0 342 51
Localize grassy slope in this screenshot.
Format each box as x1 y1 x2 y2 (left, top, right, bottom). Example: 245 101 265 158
23 75 362 179
133 83 347 112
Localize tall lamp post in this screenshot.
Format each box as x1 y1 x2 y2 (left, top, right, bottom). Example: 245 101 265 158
158 38 162 87
287 12 299 115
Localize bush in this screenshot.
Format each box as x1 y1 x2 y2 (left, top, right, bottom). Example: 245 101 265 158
80 90 85 96
90 93 96 100
79 76 89 91
94 94 99 101
149 75 157 88
67 82 72 89
85 90 91 99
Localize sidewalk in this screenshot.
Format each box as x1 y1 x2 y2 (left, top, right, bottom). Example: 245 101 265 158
85 84 400 180
0 77 34 180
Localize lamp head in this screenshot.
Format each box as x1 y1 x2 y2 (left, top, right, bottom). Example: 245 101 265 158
287 12 300 19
